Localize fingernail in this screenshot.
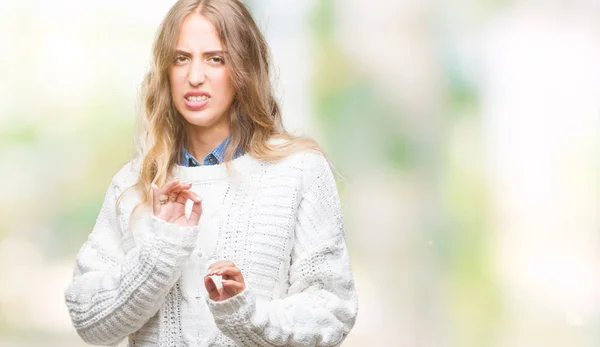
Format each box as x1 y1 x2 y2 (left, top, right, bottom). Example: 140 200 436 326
151 183 157 189
184 181 192 185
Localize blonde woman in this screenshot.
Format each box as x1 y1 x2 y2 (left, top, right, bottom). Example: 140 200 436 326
64 0 358 346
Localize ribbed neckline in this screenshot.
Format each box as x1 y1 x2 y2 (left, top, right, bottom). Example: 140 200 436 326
174 152 257 182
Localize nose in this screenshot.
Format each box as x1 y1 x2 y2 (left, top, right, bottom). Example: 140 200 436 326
188 60 205 86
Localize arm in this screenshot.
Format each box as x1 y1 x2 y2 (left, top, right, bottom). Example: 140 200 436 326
207 153 359 347
64 175 199 346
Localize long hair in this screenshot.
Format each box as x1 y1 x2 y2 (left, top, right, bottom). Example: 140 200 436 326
133 0 321 207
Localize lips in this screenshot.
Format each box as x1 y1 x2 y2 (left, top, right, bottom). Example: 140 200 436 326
183 91 211 111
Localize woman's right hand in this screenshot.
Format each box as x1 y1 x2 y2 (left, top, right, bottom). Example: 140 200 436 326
152 179 202 226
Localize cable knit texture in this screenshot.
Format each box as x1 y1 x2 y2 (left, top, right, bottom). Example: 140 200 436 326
64 148 359 347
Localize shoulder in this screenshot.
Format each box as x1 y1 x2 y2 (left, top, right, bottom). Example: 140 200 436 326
289 150 330 174
266 136 331 172
275 149 336 194
268 137 332 179
299 151 336 190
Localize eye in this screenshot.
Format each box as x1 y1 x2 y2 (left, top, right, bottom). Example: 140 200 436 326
208 56 225 65
174 55 189 64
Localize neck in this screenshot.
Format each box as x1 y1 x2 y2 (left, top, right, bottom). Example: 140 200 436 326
186 123 230 160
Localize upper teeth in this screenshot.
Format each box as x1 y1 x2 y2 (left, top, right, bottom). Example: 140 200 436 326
187 95 208 102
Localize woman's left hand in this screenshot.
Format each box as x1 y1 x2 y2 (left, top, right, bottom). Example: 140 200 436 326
204 261 246 302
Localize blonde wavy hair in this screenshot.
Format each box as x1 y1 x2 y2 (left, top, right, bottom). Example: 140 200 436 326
133 0 321 207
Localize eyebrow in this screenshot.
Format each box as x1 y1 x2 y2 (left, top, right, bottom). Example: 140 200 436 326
175 49 227 57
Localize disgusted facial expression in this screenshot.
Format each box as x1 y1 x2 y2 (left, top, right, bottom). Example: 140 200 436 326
169 13 235 132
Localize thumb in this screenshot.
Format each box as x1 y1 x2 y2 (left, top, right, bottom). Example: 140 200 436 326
204 275 220 301
188 200 203 225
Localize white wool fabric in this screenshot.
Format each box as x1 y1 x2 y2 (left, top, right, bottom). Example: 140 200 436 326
64 149 359 347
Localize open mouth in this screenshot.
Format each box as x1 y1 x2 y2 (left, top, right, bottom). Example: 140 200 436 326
186 95 209 102
184 95 210 110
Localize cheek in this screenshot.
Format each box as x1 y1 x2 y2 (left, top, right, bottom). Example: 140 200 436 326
169 69 186 91
212 70 234 96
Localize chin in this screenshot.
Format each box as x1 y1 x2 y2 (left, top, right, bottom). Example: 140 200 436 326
181 112 221 128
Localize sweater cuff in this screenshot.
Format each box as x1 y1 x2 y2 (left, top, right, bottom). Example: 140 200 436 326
148 214 199 248
206 286 256 324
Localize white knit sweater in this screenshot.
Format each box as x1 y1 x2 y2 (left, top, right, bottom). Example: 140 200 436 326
64 149 358 347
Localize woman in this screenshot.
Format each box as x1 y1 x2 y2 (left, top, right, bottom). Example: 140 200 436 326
64 0 358 346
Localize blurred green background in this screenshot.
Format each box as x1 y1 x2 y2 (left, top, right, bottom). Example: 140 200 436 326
0 0 598 346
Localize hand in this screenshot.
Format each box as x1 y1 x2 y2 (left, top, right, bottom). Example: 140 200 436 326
204 261 246 302
152 178 202 226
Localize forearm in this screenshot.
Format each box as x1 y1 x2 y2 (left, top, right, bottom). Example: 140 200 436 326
65 216 199 345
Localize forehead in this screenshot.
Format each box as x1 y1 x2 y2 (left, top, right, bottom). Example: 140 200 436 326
175 12 222 50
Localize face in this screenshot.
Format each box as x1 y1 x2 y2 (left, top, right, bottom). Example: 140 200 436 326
169 13 235 132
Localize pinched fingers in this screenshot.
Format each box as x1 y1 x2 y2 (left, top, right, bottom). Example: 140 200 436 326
153 179 201 225
171 190 203 225
204 261 246 301
164 180 193 201
212 266 244 283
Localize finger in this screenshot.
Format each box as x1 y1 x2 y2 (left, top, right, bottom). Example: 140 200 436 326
204 275 220 301
152 183 160 215
207 261 236 274
173 190 202 222
174 190 189 205
167 182 193 196
177 189 201 203
221 279 245 296
214 266 243 283
166 184 193 211
173 190 195 213
167 190 197 218
159 179 180 195
165 190 183 217
207 261 236 275
189 200 203 225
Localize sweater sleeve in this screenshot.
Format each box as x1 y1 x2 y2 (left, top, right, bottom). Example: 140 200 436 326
207 152 359 347
64 173 200 346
